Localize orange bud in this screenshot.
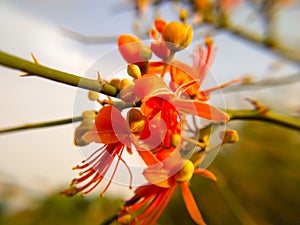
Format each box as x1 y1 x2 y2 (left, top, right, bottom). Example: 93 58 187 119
163 22 193 52
220 129 239 144
108 78 121 90
179 8 188 23
118 35 144 64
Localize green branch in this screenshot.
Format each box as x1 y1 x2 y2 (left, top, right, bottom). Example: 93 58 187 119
227 108 300 131
0 51 118 96
222 73 300 93
0 116 84 134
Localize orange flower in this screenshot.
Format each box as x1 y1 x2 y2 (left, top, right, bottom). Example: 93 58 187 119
118 156 216 225
170 37 240 101
61 106 133 196
138 96 182 151
134 75 229 122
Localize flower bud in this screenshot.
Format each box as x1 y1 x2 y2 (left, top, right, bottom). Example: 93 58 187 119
175 160 194 182
88 91 99 101
74 119 94 146
108 78 121 90
73 111 96 146
127 64 141 79
120 79 132 90
120 79 137 103
139 46 152 61
220 129 239 144
82 110 96 119
163 22 193 52
179 8 188 23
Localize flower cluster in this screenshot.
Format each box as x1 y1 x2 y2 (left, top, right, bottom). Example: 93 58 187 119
62 18 239 225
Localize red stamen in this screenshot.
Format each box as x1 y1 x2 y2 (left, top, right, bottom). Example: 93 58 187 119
101 146 124 196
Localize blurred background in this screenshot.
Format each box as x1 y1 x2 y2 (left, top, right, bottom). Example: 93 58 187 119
0 0 300 224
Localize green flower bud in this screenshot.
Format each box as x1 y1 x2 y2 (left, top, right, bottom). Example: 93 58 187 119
127 64 141 79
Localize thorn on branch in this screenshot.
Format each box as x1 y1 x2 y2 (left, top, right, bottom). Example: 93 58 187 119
245 98 269 115
97 71 106 85
20 53 40 77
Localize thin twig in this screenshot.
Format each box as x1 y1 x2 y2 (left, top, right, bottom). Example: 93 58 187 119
0 116 84 134
222 73 300 93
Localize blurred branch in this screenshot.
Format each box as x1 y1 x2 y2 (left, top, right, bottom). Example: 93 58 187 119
212 167 258 225
0 51 118 97
226 99 300 131
214 24 300 64
222 73 300 93
0 116 83 134
60 28 148 45
61 28 120 44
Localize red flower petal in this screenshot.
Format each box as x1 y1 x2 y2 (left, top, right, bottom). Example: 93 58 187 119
95 106 129 144
172 99 229 122
154 19 167 34
148 61 166 75
151 42 170 60
118 34 144 64
180 182 206 225
170 60 200 96
193 168 217 181
134 75 169 99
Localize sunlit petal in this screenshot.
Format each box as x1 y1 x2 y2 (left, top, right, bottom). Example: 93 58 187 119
180 182 206 225
194 168 217 181
172 99 229 122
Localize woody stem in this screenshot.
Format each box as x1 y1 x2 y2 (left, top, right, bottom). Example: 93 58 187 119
226 109 300 131
0 51 119 96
